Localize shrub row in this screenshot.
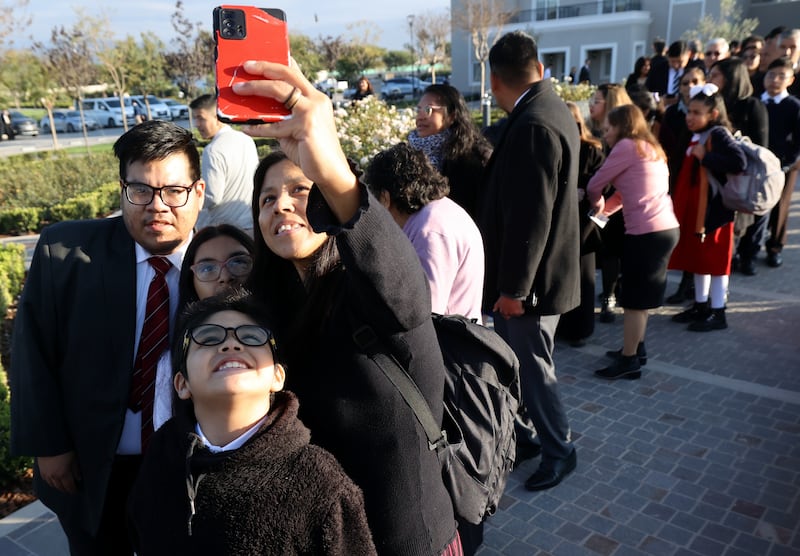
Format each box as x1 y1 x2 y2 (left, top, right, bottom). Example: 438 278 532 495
0 182 120 236
0 243 32 489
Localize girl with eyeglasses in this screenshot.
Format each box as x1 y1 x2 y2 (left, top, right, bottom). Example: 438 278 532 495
177 224 256 307
127 289 376 555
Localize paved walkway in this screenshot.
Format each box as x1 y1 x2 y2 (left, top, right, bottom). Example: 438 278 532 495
2 189 798 556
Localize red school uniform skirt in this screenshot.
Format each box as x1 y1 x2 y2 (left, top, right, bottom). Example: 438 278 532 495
668 149 733 276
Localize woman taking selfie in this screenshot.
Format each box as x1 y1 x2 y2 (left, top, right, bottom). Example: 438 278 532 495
235 61 461 555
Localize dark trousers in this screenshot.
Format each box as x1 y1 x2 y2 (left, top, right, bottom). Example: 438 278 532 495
766 170 797 254
737 212 769 260
557 252 596 341
59 455 141 556
493 313 572 463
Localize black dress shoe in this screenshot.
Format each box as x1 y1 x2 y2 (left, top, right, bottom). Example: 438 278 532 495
671 301 709 323
687 308 728 332
740 257 757 276
767 252 783 267
595 354 642 380
524 448 577 491
605 341 647 365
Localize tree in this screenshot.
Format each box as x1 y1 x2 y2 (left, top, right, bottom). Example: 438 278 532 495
383 50 412 71
316 35 347 73
290 34 324 80
165 0 214 107
452 0 516 98
0 49 45 107
125 32 171 117
414 9 451 83
335 21 385 84
681 0 758 45
34 19 98 150
0 0 31 51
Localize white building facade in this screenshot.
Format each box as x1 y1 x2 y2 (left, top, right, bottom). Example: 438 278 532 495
449 0 800 93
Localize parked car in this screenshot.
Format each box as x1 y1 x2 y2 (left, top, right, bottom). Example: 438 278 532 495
163 99 189 120
40 110 100 133
131 95 171 120
9 110 39 136
79 97 136 128
380 77 431 100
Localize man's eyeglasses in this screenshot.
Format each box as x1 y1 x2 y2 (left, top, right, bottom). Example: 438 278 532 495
188 324 273 347
121 180 198 207
190 255 253 282
705 51 721 57
416 105 443 117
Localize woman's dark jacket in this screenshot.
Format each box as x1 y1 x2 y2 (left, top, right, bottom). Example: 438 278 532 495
128 392 376 555
727 96 768 147
256 184 456 555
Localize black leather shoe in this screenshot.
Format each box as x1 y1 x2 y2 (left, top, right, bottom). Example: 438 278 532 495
687 308 728 332
671 301 709 323
524 449 577 491
740 257 757 276
767 252 783 267
595 354 642 380
605 341 647 366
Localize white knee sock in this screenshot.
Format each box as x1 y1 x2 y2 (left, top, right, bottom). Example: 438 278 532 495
694 274 711 303
710 275 728 309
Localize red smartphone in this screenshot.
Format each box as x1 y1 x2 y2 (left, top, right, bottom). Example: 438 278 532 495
213 6 290 123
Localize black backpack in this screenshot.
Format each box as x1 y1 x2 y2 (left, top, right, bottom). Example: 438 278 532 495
353 313 521 525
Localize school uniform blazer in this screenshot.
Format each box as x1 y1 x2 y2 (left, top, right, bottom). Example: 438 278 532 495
479 79 580 316
10 216 137 536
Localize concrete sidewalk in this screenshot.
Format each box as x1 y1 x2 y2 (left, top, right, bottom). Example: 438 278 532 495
2 189 799 555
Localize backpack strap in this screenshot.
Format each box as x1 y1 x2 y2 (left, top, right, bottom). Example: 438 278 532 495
352 324 448 451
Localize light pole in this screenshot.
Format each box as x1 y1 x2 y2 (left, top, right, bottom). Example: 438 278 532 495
407 14 416 97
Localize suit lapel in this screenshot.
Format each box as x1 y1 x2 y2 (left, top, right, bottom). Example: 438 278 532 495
103 217 137 377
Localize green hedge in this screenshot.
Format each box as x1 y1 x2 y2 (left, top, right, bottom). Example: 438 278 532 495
0 243 25 317
0 367 33 489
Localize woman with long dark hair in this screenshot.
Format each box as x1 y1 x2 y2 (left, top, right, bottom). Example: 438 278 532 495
240 60 462 555
408 84 492 218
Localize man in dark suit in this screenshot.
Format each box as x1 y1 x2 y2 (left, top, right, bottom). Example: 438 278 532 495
578 59 591 84
10 120 205 555
646 40 690 103
479 30 580 492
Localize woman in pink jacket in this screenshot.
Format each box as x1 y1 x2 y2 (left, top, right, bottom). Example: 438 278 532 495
587 105 680 380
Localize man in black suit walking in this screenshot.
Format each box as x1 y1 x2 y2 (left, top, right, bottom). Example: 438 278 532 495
11 121 205 555
479 30 580 492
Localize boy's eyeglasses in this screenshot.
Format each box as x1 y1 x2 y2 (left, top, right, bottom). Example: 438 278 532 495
190 255 253 282
765 71 791 81
188 324 274 348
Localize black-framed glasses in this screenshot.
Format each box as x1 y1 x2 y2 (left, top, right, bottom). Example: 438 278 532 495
416 105 443 117
121 180 198 207
188 324 275 349
190 255 253 282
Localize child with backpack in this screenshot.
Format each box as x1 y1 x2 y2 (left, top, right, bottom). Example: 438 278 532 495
127 290 376 555
669 84 746 332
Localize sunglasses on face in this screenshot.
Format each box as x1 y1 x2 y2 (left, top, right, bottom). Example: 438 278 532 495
705 51 721 57
190 255 253 282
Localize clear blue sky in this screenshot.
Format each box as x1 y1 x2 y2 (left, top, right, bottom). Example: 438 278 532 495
20 0 450 51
